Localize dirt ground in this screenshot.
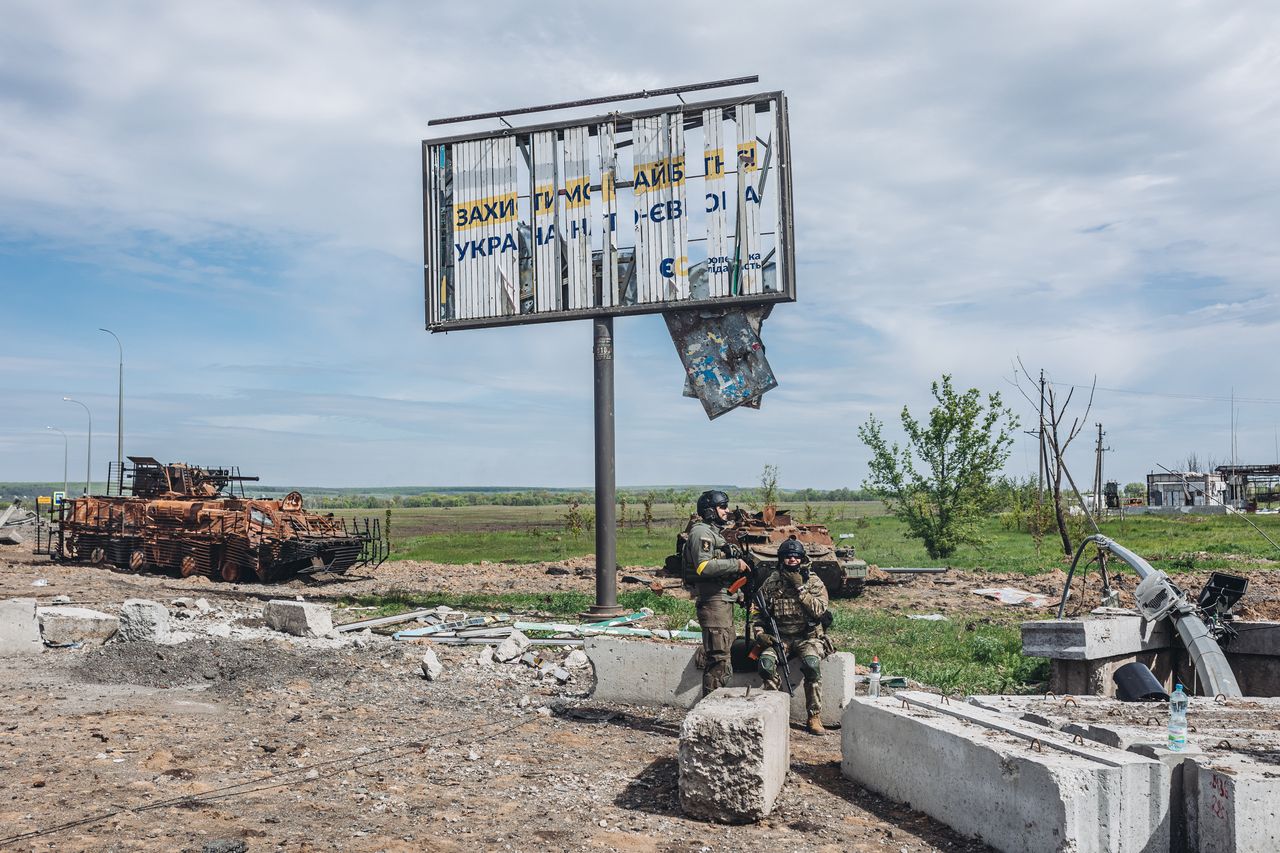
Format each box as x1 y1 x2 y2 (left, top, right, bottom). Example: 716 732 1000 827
2 538 1279 852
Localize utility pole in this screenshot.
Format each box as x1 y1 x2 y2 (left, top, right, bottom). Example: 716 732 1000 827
1037 370 1046 498
1094 423 1105 521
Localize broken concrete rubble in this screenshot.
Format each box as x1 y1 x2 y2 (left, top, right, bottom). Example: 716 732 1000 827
117 598 171 643
420 649 444 681
493 629 530 662
37 606 119 646
678 687 790 824
263 600 333 638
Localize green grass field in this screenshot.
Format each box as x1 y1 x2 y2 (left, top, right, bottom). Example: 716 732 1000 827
333 504 1279 695
339 502 1280 575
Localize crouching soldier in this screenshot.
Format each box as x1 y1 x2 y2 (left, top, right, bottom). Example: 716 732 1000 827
754 537 833 735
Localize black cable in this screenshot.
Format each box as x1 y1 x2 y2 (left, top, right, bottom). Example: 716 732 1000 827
1057 535 1106 619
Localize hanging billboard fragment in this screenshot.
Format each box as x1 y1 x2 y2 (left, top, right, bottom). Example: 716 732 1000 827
666 307 777 419
423 91 793 331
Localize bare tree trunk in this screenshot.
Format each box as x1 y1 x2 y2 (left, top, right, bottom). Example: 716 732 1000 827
1052 467 1071 556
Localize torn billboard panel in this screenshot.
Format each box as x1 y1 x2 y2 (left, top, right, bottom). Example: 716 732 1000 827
423 91 794 331
666 307 776 419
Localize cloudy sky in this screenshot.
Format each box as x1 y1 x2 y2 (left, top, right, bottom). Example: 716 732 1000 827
2 1 1278 491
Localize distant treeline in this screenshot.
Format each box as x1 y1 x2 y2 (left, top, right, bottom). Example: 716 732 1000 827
305 486 880 510
0 481 878 509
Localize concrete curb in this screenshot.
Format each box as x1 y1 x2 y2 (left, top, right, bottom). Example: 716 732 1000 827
585 636 855 725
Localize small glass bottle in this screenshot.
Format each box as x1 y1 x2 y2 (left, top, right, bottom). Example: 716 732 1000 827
1167 683 1188 752
868 655 881 698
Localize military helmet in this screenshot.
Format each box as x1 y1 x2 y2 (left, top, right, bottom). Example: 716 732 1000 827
696 489 730 523
777 537 807 562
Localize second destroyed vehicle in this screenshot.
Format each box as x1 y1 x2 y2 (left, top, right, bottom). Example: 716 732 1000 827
53 456 387 582
664 504 870 597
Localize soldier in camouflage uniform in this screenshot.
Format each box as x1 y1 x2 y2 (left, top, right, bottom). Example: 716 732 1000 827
683 489 751 698
754 537 833 735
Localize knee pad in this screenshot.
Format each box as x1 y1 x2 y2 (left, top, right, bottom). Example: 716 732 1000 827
801 655 822 680
758 655 777 674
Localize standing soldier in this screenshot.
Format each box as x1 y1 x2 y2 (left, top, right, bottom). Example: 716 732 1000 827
684 489 751 698
754 537 833 735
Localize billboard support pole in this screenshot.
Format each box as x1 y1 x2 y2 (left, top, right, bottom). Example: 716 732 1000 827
583 316 623 619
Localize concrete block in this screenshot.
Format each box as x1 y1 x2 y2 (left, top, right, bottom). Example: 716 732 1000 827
37 606 119 645
263 600 332 638
117 599 171 643
842 691 1168 853
585 636 854 725
0 598 43 654
1021 616 1171 661
678 687 790 823
1185 755 1280 853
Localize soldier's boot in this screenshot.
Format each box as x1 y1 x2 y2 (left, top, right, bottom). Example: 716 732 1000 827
803 665 823 735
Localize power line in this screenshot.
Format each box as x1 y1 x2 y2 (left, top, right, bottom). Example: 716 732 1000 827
1056 383 1280 406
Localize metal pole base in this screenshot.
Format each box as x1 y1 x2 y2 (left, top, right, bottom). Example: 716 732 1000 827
578 603 625 621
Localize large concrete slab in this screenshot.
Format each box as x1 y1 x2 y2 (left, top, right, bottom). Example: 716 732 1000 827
970 693 1280 853
1023 617 1280 697
585 636 854 725
263 600 333 638
678 687 790 823
1021 615 1172 660
0 598 43 654
1185 755 1280 852
37 606 119 645
842 691 1168 853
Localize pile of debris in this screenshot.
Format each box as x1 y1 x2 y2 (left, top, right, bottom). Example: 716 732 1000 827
330 606 702 646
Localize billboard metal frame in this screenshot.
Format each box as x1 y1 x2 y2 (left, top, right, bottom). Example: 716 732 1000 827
422 90 795 333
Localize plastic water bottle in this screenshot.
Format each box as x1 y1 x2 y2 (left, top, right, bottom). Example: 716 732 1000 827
1168 683 1189 752
868 656 881 698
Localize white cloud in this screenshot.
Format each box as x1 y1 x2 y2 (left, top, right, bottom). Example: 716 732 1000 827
2 1 1278 488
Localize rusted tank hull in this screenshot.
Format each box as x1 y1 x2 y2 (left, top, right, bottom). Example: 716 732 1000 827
663 505 869 597
55 458 386 583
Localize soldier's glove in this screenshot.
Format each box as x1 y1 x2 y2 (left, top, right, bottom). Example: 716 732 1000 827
782 570 805 589
818 611 834 629
753 632 775 650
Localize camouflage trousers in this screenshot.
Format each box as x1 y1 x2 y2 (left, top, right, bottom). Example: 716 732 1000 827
758 635 826 717
696 598 735 697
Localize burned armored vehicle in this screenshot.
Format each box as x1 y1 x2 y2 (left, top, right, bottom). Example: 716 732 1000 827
664 505 869 597
53 457 387 582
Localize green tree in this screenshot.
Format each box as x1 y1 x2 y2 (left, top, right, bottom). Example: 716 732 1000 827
1124 482 1145 499
858 375 1018 558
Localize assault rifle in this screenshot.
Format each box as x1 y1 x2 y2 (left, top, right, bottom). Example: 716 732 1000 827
728 573 794 696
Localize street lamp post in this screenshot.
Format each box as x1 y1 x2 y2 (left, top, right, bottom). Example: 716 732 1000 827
45 426 68 499
63 397 92 495
99 328 123 494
